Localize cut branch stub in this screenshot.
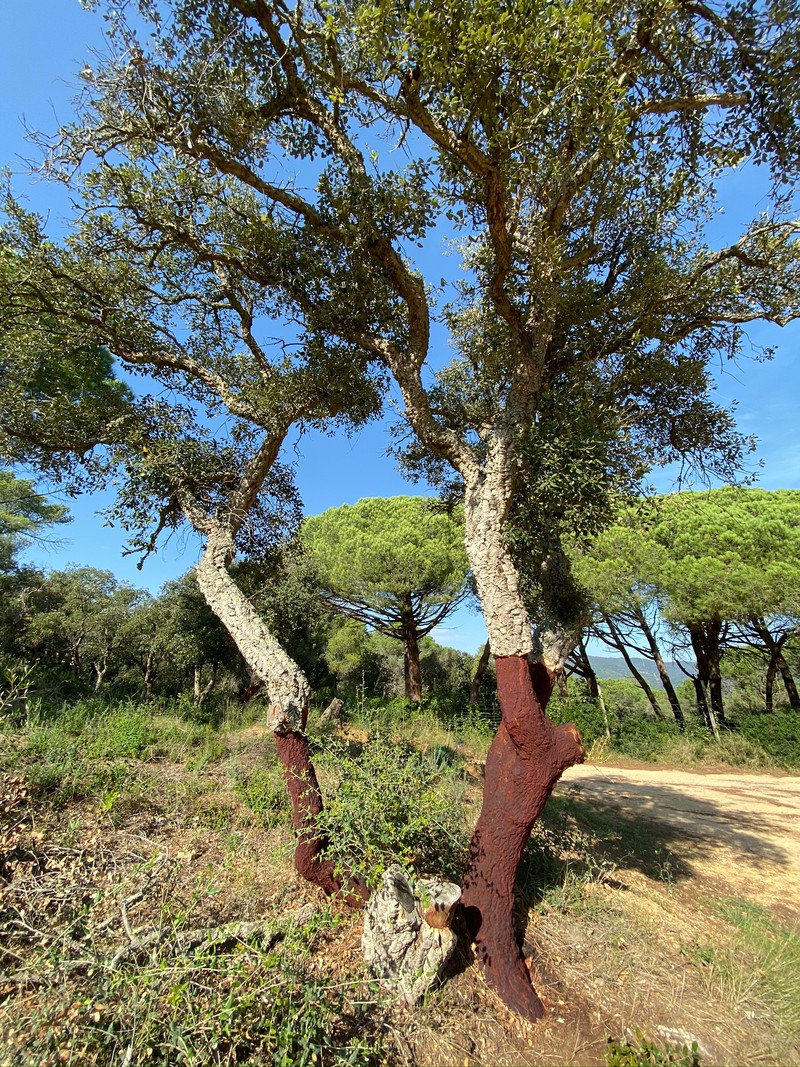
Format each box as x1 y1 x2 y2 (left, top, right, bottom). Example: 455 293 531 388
362 865 462 1005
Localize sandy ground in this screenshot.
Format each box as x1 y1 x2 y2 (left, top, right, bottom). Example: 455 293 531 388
558 762 800 921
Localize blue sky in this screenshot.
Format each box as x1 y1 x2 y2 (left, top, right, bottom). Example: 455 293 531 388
2 1 799 655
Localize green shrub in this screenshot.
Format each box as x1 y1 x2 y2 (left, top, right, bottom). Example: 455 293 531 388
315 733 468 886
89 709 154 759
606 1032 701 1067
234 767 291 828
547 694 610 747
730 710 800 769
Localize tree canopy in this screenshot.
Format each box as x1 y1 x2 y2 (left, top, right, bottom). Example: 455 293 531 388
2 0 799 1021
0 469 69 575
575 489 800 726
303 496 470 699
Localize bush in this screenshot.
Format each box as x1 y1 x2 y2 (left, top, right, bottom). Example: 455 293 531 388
731 710 800 769
89 708 154 759
315 733 468 886
234 766 291 828
547 694 610 747
547 693 800 770
606 1032 701 1067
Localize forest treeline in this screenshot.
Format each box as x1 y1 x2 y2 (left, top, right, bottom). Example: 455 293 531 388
3 471 798 734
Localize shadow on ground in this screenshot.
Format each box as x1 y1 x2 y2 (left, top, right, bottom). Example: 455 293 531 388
517 779 792 911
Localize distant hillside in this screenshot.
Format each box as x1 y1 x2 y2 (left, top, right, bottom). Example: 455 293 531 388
583 653 688 689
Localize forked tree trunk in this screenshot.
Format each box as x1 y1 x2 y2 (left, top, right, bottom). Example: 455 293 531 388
458 471 584 1021
195 528 363 900
688 620 726 728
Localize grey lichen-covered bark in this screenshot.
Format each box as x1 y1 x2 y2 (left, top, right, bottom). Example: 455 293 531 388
195 527 310 731
361 865 461 1006
463 451 534 661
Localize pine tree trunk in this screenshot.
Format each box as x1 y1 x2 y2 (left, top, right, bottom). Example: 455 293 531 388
606 618 665 720
400 596 423 701
752 621 800 711
688 620 726 730
573 639 600 700
469 639 492 710
634 608 685 730
765 654 777 713
776 650 800 710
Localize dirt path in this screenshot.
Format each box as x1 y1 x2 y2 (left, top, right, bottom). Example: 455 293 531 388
558 762 800 921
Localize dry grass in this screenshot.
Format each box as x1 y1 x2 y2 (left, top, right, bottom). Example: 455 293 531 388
1 708 799 1066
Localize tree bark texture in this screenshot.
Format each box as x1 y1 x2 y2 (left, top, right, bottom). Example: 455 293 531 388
461 656 585 1020
196 530 310 731
463 472 534 659
274 730 367 904
400 596 423 702
195 529 363 900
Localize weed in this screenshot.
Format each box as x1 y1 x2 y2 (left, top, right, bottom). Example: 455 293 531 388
89 708 153 759
192 796 238 831
713 897 800 1037
315 733 468 886
1 898 382 1066
606 1032 701 1067
234 766 291 829
184 729 228 772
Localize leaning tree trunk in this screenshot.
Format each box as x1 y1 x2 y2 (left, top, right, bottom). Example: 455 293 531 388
458 472 584 1021
195 528 361 900
605 617 666 720
765 654 777 713
752 621 800 711
776 649 800 710
634 608 685 731
469 639 492 710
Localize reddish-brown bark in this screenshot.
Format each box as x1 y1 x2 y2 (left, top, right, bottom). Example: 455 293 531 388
274 730 368 906
460 655 584 1020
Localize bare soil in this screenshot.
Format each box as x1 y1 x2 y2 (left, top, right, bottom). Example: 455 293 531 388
561 761 800 924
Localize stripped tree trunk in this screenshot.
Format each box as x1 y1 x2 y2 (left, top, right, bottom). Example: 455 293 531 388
458 463 585 1020
195 524 363 900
